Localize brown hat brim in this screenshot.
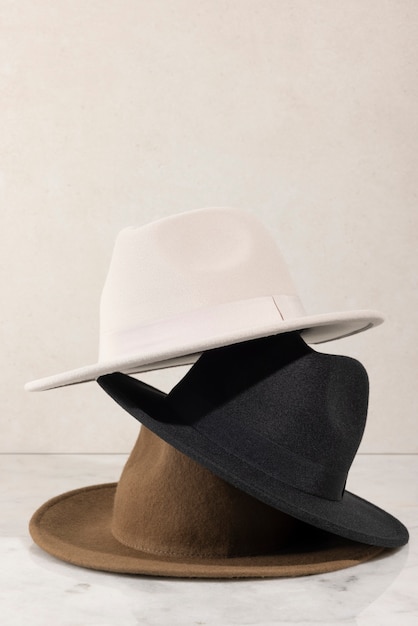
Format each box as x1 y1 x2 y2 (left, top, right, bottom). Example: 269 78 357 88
29 482 385 578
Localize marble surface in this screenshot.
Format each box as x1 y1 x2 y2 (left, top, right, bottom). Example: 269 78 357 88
1 453 417 626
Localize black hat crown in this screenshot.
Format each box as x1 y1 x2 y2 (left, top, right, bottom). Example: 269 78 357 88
167 333 369 502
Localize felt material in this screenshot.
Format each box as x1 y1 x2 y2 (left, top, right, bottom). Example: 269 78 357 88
98 332 409 549
30 427 385 578
25 207 383 391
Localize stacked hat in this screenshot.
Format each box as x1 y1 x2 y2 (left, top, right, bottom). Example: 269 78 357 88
26 207 408 578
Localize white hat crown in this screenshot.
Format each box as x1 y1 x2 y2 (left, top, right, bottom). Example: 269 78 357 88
99 207 304 361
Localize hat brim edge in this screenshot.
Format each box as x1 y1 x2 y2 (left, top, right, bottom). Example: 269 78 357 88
29 482 386 578
25 309 384 392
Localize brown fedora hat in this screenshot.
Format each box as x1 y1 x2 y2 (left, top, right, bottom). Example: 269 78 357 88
30 426 384 578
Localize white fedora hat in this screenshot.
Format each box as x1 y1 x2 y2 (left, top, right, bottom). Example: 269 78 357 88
26 207 383 392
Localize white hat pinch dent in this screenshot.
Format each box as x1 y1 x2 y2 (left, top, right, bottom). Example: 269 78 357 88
25 207 384 392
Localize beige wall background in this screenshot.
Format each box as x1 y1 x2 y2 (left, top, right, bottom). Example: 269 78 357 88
1 1 417 452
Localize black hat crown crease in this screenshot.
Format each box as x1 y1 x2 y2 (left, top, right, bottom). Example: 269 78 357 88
98 332 409 549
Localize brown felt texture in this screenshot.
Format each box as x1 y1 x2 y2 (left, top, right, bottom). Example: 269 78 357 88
112 426 296 557
30 427 384 578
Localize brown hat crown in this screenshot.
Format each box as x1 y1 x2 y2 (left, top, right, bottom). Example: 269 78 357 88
112 426 297 559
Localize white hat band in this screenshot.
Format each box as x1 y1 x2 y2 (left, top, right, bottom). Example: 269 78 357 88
99 295 307 362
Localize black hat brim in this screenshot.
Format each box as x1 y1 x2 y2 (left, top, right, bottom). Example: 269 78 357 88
98 373 408 549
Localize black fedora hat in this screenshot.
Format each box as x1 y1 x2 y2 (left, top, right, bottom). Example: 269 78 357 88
98 332 408 549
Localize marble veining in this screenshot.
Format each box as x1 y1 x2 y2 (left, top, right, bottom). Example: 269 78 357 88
1 454 417 626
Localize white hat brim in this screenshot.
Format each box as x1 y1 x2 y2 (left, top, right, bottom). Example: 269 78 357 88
25 309 383 392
